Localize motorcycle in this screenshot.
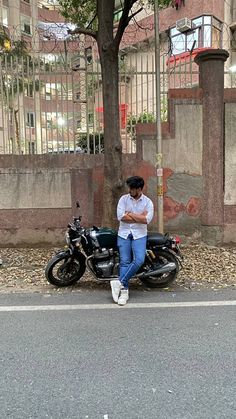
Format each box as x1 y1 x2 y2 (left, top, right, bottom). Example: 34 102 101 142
45 202 183 288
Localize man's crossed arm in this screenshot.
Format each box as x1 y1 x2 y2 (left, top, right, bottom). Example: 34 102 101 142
121 211 148 224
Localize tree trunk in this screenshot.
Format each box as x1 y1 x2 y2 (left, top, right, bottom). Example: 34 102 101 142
97 1 124 228
100 49 124 227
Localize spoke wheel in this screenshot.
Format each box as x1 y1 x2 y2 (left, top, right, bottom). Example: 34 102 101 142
45 253 86 287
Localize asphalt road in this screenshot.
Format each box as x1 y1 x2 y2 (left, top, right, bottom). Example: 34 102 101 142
0 289 235 419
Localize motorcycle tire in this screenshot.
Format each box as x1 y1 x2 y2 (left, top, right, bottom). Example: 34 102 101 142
45 251 86 287
141 249 178 288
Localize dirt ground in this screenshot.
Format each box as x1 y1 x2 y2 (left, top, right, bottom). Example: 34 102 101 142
0 244 235 294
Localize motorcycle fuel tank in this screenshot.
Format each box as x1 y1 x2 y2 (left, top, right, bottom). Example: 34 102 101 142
95 227 118 249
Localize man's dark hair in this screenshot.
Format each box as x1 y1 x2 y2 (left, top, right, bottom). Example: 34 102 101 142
126 176 145 189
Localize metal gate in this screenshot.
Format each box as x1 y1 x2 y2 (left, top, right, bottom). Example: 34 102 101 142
0 40 202 155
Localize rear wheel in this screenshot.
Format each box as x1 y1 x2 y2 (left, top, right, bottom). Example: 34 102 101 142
141 250 178 288
45 252 86 287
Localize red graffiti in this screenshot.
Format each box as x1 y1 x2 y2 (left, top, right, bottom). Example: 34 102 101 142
164 196 185 221
186 197 201 217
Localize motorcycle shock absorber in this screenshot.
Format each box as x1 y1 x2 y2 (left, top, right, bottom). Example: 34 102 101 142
146 249 156 261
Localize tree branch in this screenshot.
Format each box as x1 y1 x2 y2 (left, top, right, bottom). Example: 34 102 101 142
127 7 143 24
86 12 97 29
114 0 138 48
68 27 97 40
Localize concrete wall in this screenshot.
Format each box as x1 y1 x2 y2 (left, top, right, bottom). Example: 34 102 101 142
0 155 103 246
0 154 154 246
1 85 236 246
136 89 203 237
223 94 236 243
137 84 236 244
225 103 236 206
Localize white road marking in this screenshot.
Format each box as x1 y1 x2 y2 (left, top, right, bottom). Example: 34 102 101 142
0 300 235 312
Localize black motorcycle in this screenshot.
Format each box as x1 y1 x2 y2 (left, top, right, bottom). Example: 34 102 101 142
45 203 183 288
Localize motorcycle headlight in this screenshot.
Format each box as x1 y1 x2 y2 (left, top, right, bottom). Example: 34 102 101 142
65 231 70 245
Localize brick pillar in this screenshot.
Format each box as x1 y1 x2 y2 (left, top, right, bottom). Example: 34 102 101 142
194 49 229 244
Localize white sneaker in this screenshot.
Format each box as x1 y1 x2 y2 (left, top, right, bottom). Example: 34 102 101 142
110 280 122 303
118 288 129 306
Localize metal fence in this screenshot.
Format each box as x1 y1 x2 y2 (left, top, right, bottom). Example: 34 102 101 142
4 44 230 155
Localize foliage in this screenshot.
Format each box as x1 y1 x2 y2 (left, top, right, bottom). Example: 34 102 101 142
58 0 97 28
77 132 104 154
149 0 172 7
0 27 28 59
0 26 39 153
127 110 156 140
58 0 173 28
127 98 168 141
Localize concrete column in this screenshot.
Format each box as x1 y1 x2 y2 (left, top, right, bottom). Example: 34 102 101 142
194 49 229 243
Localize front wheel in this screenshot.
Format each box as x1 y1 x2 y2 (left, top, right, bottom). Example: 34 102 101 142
141 250 178 288
45 251 86 287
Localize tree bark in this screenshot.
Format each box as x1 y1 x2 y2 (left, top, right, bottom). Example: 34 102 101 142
100 49 124 228
97 0 124 228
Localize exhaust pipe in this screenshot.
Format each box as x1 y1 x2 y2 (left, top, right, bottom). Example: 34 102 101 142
137 262 176 279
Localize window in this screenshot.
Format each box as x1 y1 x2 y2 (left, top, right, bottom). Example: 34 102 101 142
20 15 32 35
25 83 34 97
2 7 8 27
45 84 52 100
42 112 64 128
43 83 62 100
26 112 35 128
38 0 60 10
170 15 222 56
46 118 52 128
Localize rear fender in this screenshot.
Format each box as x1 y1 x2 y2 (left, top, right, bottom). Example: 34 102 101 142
165 249 183 271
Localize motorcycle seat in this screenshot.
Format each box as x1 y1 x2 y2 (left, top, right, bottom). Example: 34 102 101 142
147 232 169 246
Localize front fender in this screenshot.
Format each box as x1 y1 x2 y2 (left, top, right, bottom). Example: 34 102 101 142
55 249 72 257
55 248 86 263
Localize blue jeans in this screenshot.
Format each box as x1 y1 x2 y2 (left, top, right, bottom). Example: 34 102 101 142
117 234 147 289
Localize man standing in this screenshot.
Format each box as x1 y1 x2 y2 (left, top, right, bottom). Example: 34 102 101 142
110 176 154 306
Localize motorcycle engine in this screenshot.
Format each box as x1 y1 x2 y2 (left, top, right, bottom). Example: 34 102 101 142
93 248 119 277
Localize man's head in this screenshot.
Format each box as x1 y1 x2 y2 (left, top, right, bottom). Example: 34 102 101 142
126 176 144 199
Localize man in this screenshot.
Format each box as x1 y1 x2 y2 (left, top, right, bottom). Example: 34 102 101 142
110 176 154 306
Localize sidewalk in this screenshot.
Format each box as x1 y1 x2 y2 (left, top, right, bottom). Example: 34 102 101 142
0 244 235 294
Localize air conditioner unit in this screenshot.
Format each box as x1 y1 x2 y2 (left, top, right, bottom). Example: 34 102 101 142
176 18 192 32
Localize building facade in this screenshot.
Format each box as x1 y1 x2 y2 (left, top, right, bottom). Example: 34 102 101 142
0 0 235 155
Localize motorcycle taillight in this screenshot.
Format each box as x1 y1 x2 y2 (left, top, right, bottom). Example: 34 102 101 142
175 235 181 244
